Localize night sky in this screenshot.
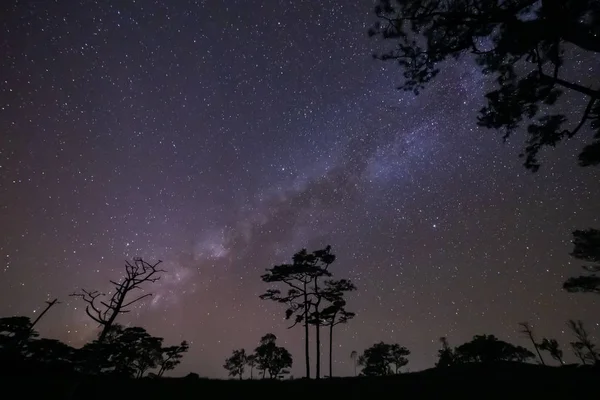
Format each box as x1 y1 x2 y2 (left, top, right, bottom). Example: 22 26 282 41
1 0 599 378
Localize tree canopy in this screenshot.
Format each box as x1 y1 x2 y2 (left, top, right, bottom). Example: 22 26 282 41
358 342 410 376
454 334 535 363
370 0 600 171
563 228 600 295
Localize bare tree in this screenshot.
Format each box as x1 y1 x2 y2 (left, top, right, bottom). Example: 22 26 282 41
71 258 164 343
30 298 60 332
567 319 598 364
518 322 545 365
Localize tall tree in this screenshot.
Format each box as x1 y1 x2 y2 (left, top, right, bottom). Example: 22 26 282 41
157 341 189 377
254 333 293 379
308 246 336 379
369 0 600 171
566 319 598 364
313 279 356 378
224 349 247 380
260 247 331 379
538 338 564 365
563 229 600 295
518 322 545 365
71 258 164 343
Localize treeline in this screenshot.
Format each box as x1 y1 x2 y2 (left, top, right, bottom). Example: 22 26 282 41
221 242 599 379
0 258 189 378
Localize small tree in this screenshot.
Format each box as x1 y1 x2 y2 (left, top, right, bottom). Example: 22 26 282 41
246 354 257 379
254 334 293 379
518 322 545 365
454 335 535 364
567 320 598 364
436 337 455 368
563 229 600 295
71 258 164 343
359 343 390 376
538 338 564 365
571 342 590 365
224 349 247 380
389 344 410 374
157 340 189 377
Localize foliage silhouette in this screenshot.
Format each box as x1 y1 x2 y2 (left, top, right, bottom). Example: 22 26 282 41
81 324 164 377
538 338 564 365
310 279 356 378
358 342 410 376
246 353 257 379
157 340 189 377
254 333 293 379
369 0 600 171
566 319 598 364
224 349 247 380
454 334 535 363
260 246 355 379
518 322 545 365
71 258 165 343
435 337 456 368
563 229 600 295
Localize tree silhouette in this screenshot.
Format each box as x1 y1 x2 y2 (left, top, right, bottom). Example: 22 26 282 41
566 319 598 364
358 342 410 376
27 338 76 371
254 333 293 379
246 353 257 379
157 340 189 377
518 322 545 365
80 325 164 378
260 247 333 379
563 229 600 295
224 349 247 380
538 338 564 365
71 258 164 343
454 334 535 363
571 342 590 365
29 298 60 332
350 350 358 376
389 344 410 374
313 279 356 378
369 0 600 171
435 337 455 368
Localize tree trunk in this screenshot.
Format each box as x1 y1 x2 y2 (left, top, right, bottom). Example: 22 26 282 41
314 278 321 379
303 281 310 379
329 323 333 378
250 366 253 379
315 320 321 379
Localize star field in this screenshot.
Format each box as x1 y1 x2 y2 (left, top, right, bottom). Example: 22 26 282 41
1 0 599 378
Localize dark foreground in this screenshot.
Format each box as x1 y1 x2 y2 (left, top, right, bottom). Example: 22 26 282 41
1 363 598 399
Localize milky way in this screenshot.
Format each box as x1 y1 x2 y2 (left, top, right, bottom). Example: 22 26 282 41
1 0 599 378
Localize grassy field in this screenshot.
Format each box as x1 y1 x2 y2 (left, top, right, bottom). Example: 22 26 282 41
1 362 598 399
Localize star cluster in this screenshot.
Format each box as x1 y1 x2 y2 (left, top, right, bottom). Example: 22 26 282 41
1 0 598 378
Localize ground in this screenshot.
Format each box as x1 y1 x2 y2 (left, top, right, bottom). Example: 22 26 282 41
1 362 597 399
